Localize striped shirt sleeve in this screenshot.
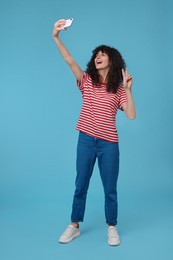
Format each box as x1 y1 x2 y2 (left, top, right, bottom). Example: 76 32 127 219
76 72 88 94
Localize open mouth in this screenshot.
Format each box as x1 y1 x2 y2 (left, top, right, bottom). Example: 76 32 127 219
96 61 102 64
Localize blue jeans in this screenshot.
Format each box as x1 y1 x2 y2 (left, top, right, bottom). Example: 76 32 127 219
71 131 120 226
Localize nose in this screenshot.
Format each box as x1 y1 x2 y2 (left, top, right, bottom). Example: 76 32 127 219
96 53 102 60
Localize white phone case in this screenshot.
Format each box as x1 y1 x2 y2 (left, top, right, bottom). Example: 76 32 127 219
61 18 73 28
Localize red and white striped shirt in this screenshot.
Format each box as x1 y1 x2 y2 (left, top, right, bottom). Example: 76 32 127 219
76 73 127 143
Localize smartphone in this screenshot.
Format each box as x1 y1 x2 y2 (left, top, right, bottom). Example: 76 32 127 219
60 18 73 28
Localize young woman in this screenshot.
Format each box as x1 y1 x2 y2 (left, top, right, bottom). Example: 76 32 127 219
52 19 136 246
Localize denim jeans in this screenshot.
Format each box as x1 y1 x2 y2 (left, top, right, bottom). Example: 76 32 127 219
71 131 119 226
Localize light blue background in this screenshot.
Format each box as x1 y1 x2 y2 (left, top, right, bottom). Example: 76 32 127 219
0 0 173 259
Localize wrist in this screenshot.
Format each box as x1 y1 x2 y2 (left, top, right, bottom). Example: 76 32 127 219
125 87 132 94
52 30 60 38
52 34 60 41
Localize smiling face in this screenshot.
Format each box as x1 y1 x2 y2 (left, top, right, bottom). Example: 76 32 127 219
86 45 126 91
94 51 111 71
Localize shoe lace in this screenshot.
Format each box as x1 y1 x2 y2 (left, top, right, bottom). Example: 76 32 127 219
63 226 74 236
109 227 118 238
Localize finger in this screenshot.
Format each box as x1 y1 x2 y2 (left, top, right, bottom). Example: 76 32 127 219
59 21 66 27
127 76 133 82
127 74 132 79
122 68 125 78
54 19 66 28
126 67 129 76
57 19 66 25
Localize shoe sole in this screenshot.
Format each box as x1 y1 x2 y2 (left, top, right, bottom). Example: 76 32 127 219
108 240 120 246
59 232 80 244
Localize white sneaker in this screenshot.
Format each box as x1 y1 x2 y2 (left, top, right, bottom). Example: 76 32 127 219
108 226 120 246
59 225 80 243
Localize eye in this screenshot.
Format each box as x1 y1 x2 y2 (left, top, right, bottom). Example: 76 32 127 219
101 53 107 57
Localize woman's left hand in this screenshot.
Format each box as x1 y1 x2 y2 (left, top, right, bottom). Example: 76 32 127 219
122 68 133 90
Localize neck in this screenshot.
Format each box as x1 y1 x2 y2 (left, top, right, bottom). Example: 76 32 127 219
98 68 109 83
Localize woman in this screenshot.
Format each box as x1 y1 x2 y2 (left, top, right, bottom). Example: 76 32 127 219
52 19 136 246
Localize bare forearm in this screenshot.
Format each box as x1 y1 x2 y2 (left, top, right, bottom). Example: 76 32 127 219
52 19 83 81
53 36 74 65
124 89 136 120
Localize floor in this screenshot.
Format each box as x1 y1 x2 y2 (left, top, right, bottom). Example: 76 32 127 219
1 168 173 260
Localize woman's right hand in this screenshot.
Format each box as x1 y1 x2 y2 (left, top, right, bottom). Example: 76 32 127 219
52 19 66 38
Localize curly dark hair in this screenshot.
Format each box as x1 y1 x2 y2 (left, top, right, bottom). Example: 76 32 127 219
86 45 126 93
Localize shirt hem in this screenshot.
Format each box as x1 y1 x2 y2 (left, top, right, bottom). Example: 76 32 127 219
76 128 119 143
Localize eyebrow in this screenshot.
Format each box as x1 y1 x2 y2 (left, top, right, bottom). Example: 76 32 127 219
96 51 106 56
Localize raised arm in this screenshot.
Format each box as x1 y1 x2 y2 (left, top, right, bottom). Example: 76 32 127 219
52 19 83 83
121 68 136 120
